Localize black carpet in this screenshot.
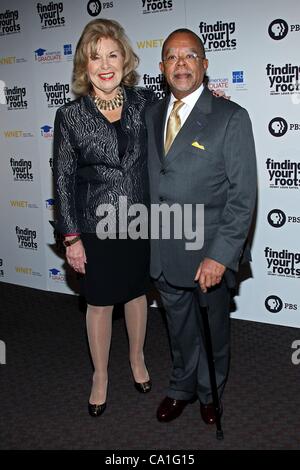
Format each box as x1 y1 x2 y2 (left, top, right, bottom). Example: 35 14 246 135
0 282 299 450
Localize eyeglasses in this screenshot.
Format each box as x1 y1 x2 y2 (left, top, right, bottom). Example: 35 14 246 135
162 53 204 65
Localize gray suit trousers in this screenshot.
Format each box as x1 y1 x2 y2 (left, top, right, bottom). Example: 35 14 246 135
155 274 231 404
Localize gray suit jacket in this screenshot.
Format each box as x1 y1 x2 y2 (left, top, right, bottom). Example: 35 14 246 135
146 87 257 287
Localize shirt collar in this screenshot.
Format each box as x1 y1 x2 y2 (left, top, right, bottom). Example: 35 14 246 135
169 84 204 109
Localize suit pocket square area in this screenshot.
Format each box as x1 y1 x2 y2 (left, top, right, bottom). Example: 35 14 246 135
191 141 205 150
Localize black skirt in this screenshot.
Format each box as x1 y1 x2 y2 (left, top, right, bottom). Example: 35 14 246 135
80 233 150 306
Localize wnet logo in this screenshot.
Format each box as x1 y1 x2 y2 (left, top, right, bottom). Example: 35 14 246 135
43 82 71 107
266 158 300 189
15 266 31 275
141 0 173 14
10 158 33 182
4 130 34 138
15 226 38 250
143 73 166 99
10 200 38 209
265 247 300 278
0 55 26 65
0 56 16 64
15 266 42 277
136 38 164 49
268 19 289 40
199 20 236 52
0 9 20 36
266 63 300 95
4 86 27 110
267 209 286 228
36 2 65 29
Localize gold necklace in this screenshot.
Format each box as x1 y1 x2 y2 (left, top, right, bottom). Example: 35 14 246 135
93 87 124 111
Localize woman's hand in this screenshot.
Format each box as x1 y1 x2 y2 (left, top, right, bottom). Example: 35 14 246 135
65 239 87 274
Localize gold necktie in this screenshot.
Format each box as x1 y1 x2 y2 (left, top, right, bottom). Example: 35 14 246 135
164 100 184 155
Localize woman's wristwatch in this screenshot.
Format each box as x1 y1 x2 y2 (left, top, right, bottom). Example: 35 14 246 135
63 235 81 247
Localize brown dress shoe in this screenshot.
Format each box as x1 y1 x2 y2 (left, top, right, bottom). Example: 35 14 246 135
200 401 223 425
157 396 189 422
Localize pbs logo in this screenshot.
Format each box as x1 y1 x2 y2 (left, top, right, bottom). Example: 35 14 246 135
268 19 289 40
87 0 113 16
265 295 283 313
267 209 286 228
268 117 288 137
87 0 101 16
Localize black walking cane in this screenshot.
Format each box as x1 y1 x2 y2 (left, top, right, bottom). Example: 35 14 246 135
195 287 224 440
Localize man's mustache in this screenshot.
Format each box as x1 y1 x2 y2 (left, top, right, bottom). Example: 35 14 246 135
173 71 193 78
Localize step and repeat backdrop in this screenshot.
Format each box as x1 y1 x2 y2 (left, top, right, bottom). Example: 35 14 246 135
0 0 299 326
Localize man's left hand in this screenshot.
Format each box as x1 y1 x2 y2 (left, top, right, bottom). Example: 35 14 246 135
194 258 226 293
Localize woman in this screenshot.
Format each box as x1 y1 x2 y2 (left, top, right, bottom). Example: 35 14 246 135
53 19 156 417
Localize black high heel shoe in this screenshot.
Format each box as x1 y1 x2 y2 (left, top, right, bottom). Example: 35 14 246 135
134 379 152 393
88 402 106 417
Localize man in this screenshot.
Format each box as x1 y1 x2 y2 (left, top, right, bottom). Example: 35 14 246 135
146 29 257 424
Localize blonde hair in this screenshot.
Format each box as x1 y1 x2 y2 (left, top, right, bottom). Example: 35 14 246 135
72 19 139 96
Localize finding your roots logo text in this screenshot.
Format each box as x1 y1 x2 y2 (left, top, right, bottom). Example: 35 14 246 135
15 226 38 250
10 158 33 181
0 9 20 35
36 2 65 29
266 158 300 189
265 247 300 278
43 82 71 107
199 20 236 52
4 86 27 110
141 0 173 14
266 63 300 95
143 73 166 99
